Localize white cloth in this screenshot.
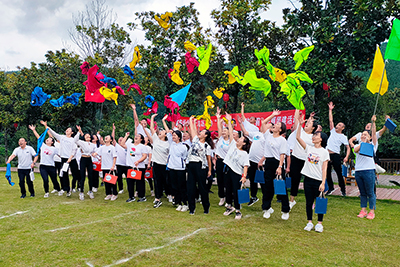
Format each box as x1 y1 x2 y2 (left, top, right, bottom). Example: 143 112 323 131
183 139 192 147
125 139 148 169
301 145 330 181
40 144 58 167
326 129 348 154
97 145 117 170
286 130 297 155
215 136 230 159
292 128 314 160
151 133 169 165
48 128 77 159
167 133 188 170
247 131 265 163
354 144 376 171
53 142 62 162
263 131 287 161
115 143 128 166
143 145 152 165
12 146 36 169
223 140 250 176
187 136 212 164
243 120 259 133
136 124 151 138
74 132 97 157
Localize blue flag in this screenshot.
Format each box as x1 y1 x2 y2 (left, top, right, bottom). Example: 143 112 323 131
35 128 49 157
170 83 191 106
5 163 15 186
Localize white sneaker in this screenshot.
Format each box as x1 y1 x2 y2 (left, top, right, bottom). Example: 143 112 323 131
263 208 274 219
218 198 225 206
281 212 290 220
134 191 138 198
315 224 324 233
118 190 124 194
58 190 64 196
50 190 58 194
72 189 77 193
92 187 98 193
289 200 297 210
151 190 155 197
176 205 183 211
181 205 189 212
304 222 314 231
66 192 71 197
104 195 112 200
111 195 118 201
79 193 84 201
88 191 94 199
168 196 173 203
44 193 49 198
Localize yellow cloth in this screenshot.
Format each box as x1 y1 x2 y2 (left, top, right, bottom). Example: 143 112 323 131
230 66 248 86
170 61 184 85
184 41 197 52
205 96 215 109
213 88 225 99
224 71 236 84
272 68 287 84
154 12 173 30
99 87 118 105
367 45 389 95
129 46 142 70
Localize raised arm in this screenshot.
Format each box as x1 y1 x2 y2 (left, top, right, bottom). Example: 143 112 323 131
226 112 234 143
238 116 249 138
150 114 157 136
328 102 335 131
378 115 390 136
241 102 246 122
130 104 139 128
162 115 170 132
28 125 40 139
189 116 197 139
216 107 223 138
371 115 377 146
262 109 281 125
296 114 307 149
41 121 62 141
120 132 130 149
111 123 117 146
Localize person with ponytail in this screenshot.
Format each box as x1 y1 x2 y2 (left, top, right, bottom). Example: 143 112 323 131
91 133 102 192
186 116 215 215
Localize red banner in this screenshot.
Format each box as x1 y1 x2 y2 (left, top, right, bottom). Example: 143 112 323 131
177 109 305 132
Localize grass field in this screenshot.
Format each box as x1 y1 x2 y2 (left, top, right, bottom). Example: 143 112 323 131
1 171 400 267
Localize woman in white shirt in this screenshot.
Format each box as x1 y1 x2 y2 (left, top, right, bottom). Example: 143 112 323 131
352 115 377 220
74 126 97 200
296 113 329 233
91 133 101 192
111 124 128 194
222 113 251 220
143 138 154 196
144 114 170 208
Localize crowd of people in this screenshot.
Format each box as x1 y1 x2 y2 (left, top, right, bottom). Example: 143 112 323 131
6 102 390 232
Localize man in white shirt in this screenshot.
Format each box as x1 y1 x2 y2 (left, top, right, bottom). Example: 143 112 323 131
326 102 350 196
6 138 38 198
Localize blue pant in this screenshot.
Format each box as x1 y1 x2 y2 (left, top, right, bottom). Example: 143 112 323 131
355 170 376 209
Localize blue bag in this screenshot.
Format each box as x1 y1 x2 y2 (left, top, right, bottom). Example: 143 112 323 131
273 175 287 195
384 118 397 133
341 164 348 177
285 174 291 189
315 192 328 214
237 185 250 204
359 142 374 157
254 169 265 184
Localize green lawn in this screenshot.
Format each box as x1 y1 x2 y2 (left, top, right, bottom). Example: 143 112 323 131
1 171 400 267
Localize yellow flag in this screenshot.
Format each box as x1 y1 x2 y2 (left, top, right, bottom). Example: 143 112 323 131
367 45 389 95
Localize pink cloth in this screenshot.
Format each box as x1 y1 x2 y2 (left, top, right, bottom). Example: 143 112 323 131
84 88 105 103
185 52 199 73
143 101 159 116
85 65 105 93
80 61 90 75
129 84 142 95
115 86 125 95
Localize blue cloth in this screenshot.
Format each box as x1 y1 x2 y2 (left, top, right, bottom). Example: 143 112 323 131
31 87 51 106
123 65 135 79
50 96 65 107
35 128 49 157
5 163 15 186
144 95 155 108
65 93 81 106
100 75 119 87
355 170 376 210
170 83 191 106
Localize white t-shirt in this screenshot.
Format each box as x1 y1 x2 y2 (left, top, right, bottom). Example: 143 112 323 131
292 128 314 160
247 131 265 163
215 136 230 159
287 130 297 155
301 145 330 181
54 142 62 162
74 132 97 156
187 136 212 164
263 131 287 161
355 144 376 171
143 146 152 165
223 140 250 175
40 144 59 167
167 133 188 170
354 131 381 152
12 146 36 169
115 143 128 166
151 133 169 165
326 129 349 154
48 128 78 159
125 140 147 169
97 145 117 170
243 120 259 133
183 139 192 147
136 124 151 138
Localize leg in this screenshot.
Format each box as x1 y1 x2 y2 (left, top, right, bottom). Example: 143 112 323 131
48 166 60 191
179 170 188 205
55 161 62 187
331 153 346 194
137 168 146 198
198 167 210 212
39 165 50 193
355 171 368 208
225 169 234 206
92 170 99 189
326 159 333 193
61 158 70 192
116 165 124 192
290 156 305 199
261 159 275 211
363 170 377 210
18 169 27 196
69 159 80 191
79 158 87 192
86 159 93 191
248 161 258 198
153 163 164 199
304 177 314 221
231 171 242 210
216 159 226 198
26 169 35 196
186 163 197 212
127 177 135 198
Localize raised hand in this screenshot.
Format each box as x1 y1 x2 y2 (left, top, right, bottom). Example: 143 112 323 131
151 113 158 119
162 115 168 121
272 109 281 116
28 125 36 131
112 123 115 130
225 112 232 121
40 120 48 128
130 104 136 110
328 102 335 110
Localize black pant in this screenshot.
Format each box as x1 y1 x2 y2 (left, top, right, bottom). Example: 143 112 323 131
153 162 167 199
225 168 242 210
116 165 129 191
261 158 290 212
290 156 305 197
40 165 60 193
92 170 100 189
327 153 346 193
170 169 187 205
304 176 324 222
103 170 118 195
79 157 93 192
248 161 259 198
60 158 80 192
126 168 146 198
55 161 62 187
18 169 34 196
187 162 210 213
215 158 226 198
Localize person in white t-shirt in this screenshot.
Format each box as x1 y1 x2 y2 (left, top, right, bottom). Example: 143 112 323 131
352 115 378 220
326 102 350 196
6 138 38 198
91 133 102 192
222 113 251 220
296 113 330 233
240 102 259 132
143 137 154 196
111 123 127 194
131 103 152 138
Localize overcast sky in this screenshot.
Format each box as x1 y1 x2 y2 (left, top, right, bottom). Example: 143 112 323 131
0 0 298 71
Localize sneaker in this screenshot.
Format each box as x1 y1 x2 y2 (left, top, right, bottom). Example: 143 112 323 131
281 212 290 220
118 189 124 194
72 189 77 193
79 193 84 201
137 197 147 202
223 206 235 216
66 192 71 197
315 224 324 233
357 210 368 218
153 200 163 208
104 195 112 200
151 190 155 197
88 191 94 199
326 188 337 195
92 187 98 193
50 189 58 194
126 197 135 203
189 211 195 215
235 211 242 220
134 191 138 198
111 195 118 201
289 200 297 210
176 205 183 211
248 197 259 207
181 205 189 212
167 195 173 203
204 208 209 214
341 191 346 197
263 208 274 219
219 198 225 206
30 194 35 197
366 211 375 220
58 190 64 196
20 194 26 199
44 193 49 198
304 222 314 231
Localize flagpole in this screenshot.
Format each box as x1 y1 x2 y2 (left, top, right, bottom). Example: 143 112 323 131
373 59 387 115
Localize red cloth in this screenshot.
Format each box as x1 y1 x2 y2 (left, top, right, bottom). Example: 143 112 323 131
85 88 105 103
80 61 90 75
164 96 180 122
168 68 173 79
129 84 142 95
143 101 158 116
85 65 105 93
185 52 199 73
115 86 125 95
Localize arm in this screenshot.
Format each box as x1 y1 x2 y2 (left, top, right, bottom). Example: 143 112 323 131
225 112 234 143
31 155 39 169
162 115 170 132
130 104 139 128
238 116 249 138
28 125 40 139
110 157 117 172
189 116 197 139
150 114 157 136
371 115 377 146
343 145 350 163
41 121 62 141
120 132 130 149
111 123 116 146
135 153 148 166
216 107 223 138
292 109 300 130
286 155 291 174
320 160 328 192
258 156 266 168
328 102 334 131
207 155 212 177
241 166 248 183
378 115 390 136
6 154 16 164
241 102 246 122
147 151 152 169
276 153 285 176
296 114 307 149
97 131 105 145
348 136 357 148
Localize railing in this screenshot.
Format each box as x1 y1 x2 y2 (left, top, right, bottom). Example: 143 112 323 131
379 159 400 174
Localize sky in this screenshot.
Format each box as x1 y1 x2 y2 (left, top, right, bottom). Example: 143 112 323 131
0 0 298 71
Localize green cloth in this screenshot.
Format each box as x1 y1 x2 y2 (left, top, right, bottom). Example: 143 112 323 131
197 43 212 75
254 46 276 81
230 66 248 86
384 19 400 61
293 45 314 70
292 71 313 84
279 75 306 110
243 69 271 97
